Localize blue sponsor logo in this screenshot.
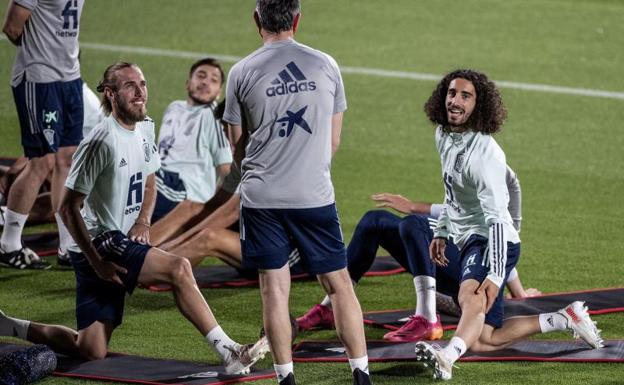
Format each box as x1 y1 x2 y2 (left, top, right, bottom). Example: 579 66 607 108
277 106 312 137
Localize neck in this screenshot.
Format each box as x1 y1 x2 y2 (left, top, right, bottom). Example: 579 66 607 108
261 29 294 44
449 125 468 133
112 112 136 131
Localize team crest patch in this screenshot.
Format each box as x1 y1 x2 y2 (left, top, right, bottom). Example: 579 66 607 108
43 129 55 146
454 151 465 173
143 142 151 162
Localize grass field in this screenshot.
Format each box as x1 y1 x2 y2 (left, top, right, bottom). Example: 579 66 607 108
1 0 624 384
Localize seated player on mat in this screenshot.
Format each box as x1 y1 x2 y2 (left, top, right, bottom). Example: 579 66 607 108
412 69 602 381
296 166 539 341
149 58 232 229
0 62 268 375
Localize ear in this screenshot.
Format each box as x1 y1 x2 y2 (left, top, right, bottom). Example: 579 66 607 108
292 12 301 33
253 10 262 35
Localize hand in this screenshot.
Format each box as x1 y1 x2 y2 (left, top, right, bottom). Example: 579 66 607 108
371 193 413 214
505 286 542 299
476 278 500 313
128 222 150 245
91 258 127 287
429 237 448 267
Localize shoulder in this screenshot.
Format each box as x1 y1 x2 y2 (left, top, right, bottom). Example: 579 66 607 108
13 0 36 11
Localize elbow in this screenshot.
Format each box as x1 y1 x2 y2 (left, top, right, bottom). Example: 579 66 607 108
3 26 21 44
331 138 340 155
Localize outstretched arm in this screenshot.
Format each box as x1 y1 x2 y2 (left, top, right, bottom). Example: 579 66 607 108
371 193 433 215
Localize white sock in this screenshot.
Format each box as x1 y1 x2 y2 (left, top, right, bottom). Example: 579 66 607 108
54 212 74 253
205 325 238 360
0 208 28 252
274 362 293 383
414 275 437 322
442 336 466 365
348 355 369 374
320 295 332 308
538 312 568 333
0 311 30 340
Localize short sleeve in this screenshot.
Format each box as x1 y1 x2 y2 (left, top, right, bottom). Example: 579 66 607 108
201 110 233 167
65 129 112 195
326 55 347 114
14 0 38 11
223 64 242 125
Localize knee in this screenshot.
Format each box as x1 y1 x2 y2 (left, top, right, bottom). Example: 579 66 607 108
170 257 194 285
79 344 107 360
200 228 219 244
28 156 54 179
398 216 429 237
357 210 391 232
458 291 486 315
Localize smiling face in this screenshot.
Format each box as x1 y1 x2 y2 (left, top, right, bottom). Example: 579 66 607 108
445 78 476 131
186 64 223 106
108 66 148 126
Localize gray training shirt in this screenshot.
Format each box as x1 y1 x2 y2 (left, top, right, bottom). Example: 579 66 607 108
10 0 83 86
224 39 346 209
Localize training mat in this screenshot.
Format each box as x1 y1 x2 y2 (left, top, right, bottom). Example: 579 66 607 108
146 256 404 291
363 287 624 330
22 231 58 257
292 339 624 363
0 157 16 167
0 343 275 385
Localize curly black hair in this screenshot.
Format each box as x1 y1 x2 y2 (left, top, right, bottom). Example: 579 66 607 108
424 69 507 134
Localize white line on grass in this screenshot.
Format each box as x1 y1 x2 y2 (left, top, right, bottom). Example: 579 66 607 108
3 37 624 100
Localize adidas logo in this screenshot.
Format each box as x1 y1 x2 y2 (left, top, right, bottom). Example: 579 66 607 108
119 158 127 167
547 316 554 327
265 61 316 97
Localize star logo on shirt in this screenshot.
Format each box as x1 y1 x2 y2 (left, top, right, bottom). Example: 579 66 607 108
277 106 312 137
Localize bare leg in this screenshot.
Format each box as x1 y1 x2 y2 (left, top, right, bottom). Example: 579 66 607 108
318 268 367 359
138 247 218 335
5 155 54 214
169 228 242 268
472 317 541 352
258 264 292 364
150 200 206 246
26 320 112 360
51 146 76 211
453 279 487 348
156 191 238 249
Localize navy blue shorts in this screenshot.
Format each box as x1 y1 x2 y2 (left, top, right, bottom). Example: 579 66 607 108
12 78 84 158
152 168 186 222
240 203 347 275
69 231 151 330
456 234 521 328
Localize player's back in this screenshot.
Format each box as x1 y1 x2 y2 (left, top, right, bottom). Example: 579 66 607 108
11 0 84 86
225 39 346 209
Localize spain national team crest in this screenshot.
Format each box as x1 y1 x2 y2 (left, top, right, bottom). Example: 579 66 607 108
43 129 55 146
143 142 151 162
454 150 465 173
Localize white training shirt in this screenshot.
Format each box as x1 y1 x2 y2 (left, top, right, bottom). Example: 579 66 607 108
433 126 520 288
65 115 160 251
158 101 232 203
82 82 103 137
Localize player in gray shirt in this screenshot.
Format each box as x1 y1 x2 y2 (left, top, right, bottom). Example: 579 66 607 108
1 0 85 269
223 1 371 384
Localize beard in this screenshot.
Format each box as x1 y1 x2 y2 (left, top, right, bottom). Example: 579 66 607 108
114 94 147 125
187 89 214 106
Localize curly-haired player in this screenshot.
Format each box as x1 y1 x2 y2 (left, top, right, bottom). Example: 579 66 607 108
414 69 603 381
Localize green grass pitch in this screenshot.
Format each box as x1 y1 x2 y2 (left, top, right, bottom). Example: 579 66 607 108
1 0 623 384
